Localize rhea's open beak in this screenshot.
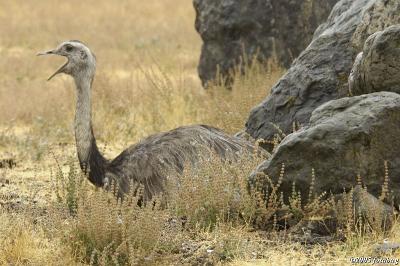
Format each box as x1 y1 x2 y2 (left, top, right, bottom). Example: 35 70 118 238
37 49 68 81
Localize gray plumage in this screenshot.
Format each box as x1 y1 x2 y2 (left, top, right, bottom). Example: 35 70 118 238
38 40 259 200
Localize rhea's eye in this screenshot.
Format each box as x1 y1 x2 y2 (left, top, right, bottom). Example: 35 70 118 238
65 44 74 52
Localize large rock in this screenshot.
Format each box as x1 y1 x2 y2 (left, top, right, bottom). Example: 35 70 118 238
245 0 400 142
252 92 400 206
350 186 395 231
349 25 400 96
193 0 338 88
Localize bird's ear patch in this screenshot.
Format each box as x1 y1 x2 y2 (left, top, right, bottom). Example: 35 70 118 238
80 50 88 60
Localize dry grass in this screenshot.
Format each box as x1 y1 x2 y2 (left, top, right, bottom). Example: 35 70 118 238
1 0 399 265
167 151 266 229
0 210 76 265
15 157 397 265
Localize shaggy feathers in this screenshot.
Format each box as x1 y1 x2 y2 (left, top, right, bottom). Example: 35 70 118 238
106 124 254 200
39 40 260 201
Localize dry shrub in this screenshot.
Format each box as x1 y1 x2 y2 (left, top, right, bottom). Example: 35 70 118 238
71 188 169 265
247 165 337 231
0 211 74 265
52 158 83 215
53 151 274 264
166 150 266 229
181 222 267 264
53 153 267 264
52 162 176 265
166 149 335 232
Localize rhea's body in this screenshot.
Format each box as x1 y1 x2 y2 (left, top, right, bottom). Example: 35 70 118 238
38 40 258 200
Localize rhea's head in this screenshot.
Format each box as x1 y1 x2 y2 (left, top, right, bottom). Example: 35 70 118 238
38 40 96 81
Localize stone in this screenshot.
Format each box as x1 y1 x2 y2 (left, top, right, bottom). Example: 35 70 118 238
375 241 400 253
193 0 338 88
251 92 400 207
349 25 400 96
245 0 400 142
351 186 395 231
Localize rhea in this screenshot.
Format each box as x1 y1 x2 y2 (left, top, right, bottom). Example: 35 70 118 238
38 40 257 200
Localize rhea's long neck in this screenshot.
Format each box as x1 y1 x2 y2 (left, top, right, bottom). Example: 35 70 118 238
74 74 108 186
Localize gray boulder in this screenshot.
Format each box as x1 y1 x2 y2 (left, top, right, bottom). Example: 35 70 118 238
252 92 400 207
245 0 400 142
350 25 400 96
193 0 338 88
351 186 395 231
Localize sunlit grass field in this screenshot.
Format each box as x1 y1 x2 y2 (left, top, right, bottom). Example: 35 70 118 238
0 0 399 265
